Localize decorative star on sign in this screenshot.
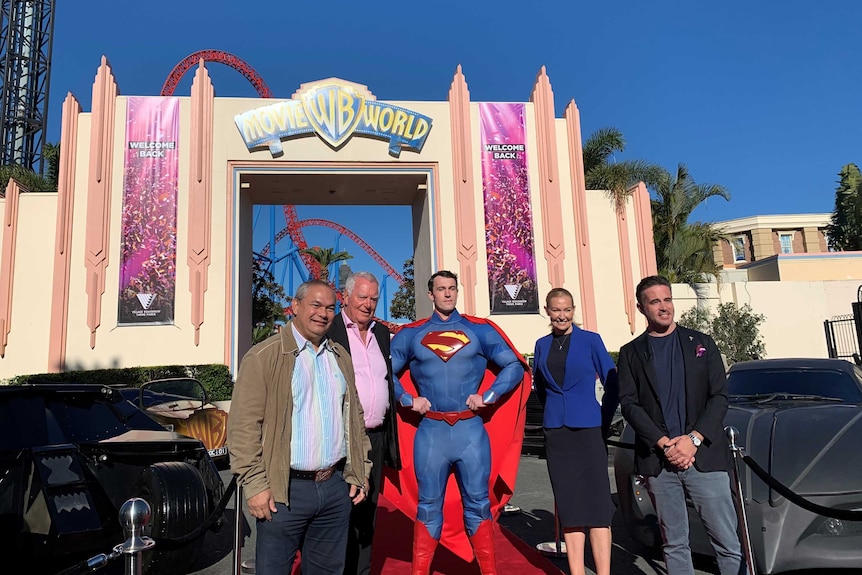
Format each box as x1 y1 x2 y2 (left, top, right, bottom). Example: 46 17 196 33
421 331 470 362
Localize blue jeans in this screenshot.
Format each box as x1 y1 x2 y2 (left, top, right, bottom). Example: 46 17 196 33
255 471 352 575
646 466 744 575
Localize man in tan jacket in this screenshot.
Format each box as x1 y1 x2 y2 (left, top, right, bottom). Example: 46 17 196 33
228 279 372 575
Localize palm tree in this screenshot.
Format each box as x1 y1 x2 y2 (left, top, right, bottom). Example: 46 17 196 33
651 164 730 283
300 246 353 282
0 142 60 193
583 127 664 211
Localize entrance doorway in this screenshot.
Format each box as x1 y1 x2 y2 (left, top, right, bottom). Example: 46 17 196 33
228 164 439 369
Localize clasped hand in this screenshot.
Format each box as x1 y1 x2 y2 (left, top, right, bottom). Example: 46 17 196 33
663 435 697 470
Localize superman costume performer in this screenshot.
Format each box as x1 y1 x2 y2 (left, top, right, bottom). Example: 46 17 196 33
388 304 528 575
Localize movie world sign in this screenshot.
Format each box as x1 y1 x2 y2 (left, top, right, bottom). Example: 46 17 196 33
235 78 433 157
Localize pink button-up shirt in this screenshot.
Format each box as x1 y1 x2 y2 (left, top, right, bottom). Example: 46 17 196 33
342 310 390 429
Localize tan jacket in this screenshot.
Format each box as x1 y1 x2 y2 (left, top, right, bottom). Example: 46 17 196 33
227 322 372 504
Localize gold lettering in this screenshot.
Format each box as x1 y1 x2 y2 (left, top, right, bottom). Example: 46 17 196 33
412 118 429 141
338 91 355 132
295 105 309 128
403 114 416 139
378 107 394 132
392 110 408 136
271 103 291 132
241 114 263 142
258 110 276 135
363 103 380 131
306 91 335 134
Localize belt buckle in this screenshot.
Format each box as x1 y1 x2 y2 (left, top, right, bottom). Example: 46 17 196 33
315 466 334 482
442 412 461 426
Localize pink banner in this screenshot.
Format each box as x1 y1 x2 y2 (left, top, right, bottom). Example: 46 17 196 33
118 97 179 325
480 103 539 314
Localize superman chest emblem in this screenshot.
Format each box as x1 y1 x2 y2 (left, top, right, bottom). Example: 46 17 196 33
421 330 471 362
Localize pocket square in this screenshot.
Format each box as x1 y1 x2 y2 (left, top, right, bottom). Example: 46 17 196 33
695 344 706 358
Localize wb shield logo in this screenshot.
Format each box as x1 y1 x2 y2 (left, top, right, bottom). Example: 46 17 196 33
136 293 156 310
504 285 522 300
300 84 365 149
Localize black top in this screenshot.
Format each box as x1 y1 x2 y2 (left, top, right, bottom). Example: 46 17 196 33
547 333 571 386
649 331 686 439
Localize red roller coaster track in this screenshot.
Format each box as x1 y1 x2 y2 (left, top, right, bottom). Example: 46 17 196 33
160 49 273 97
259 208 404 285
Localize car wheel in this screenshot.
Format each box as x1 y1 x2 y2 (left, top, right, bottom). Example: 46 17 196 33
135 461 210 575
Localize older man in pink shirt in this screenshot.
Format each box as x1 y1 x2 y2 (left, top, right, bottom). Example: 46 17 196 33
328 271 402 575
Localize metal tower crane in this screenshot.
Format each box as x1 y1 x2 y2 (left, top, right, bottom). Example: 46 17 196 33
0 0 55 174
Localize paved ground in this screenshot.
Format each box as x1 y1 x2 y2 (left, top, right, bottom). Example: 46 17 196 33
187 445 725 575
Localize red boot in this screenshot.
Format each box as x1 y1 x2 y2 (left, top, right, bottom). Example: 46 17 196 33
412 521 439 575
469 520 497 575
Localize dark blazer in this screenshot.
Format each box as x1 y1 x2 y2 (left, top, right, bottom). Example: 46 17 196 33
618 325 730 477
328 313 402 470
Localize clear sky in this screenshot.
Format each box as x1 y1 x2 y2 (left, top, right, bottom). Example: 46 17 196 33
45 2 861 314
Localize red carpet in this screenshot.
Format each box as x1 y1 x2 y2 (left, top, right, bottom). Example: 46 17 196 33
370 495 563 575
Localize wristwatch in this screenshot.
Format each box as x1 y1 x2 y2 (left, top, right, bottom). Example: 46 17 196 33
688 433 702 447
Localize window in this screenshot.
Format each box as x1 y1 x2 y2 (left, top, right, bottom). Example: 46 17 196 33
779 232 794 254
731 236 746 262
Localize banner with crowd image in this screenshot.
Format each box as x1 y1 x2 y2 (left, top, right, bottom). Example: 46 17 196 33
479 102 539 314
118 97 179 325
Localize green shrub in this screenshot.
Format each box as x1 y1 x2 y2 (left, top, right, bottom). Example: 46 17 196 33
8 364 234 401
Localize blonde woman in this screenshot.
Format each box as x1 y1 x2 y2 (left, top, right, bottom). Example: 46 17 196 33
532 288 618 575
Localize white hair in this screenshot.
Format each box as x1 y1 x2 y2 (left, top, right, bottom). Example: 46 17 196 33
344 271 379 296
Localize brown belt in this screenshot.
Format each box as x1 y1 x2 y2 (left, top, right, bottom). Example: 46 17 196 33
290 464 338 482
424 409 477 426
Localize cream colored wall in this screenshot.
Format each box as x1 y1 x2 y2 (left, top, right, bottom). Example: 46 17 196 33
672 280 862 359
777 256 862 281
1 193 57 376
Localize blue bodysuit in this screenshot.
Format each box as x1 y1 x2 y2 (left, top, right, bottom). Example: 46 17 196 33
390 310 523 539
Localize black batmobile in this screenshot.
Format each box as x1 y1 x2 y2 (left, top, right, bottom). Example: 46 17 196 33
614 358 862 574
0 383 225 574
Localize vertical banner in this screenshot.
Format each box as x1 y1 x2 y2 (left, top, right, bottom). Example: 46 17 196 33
118 97 179 325
480 103 539 314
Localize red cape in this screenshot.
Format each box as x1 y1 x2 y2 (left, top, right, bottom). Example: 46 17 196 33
382 315 531 562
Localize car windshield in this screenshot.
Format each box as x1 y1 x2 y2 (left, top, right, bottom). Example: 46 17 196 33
727 368 862 403
0 388 164 450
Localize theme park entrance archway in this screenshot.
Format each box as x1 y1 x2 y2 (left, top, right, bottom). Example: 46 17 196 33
228 162 439 367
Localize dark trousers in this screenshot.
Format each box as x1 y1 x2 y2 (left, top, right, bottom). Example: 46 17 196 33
344 426 385 575
256 470 352 575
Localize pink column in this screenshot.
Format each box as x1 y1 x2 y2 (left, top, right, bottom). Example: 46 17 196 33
84 57 118 348
448 65 478 314
632 182 657 278
188 60 214 346
0 180 25 357
530 67 565 288
564 100 597 331
617 188 637 335
47 93 81 370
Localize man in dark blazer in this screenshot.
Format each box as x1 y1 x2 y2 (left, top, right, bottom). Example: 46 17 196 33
618 275 744 575
328 271 401 575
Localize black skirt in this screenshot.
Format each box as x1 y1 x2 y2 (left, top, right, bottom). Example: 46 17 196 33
544 426 614 528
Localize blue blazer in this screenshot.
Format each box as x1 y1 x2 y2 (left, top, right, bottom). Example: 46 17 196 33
533 326 619 433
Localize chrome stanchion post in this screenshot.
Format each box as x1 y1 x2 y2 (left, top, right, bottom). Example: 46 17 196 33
725 426 756 575
536 504 566 556
233 480 243 575
117 497 156 575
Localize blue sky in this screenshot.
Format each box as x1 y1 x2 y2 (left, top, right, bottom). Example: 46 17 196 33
46 2 860 314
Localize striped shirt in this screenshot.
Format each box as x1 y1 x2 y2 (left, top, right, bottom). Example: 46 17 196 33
289 324 347 471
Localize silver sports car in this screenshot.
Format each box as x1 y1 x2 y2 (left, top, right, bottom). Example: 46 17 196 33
614 358 862 574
